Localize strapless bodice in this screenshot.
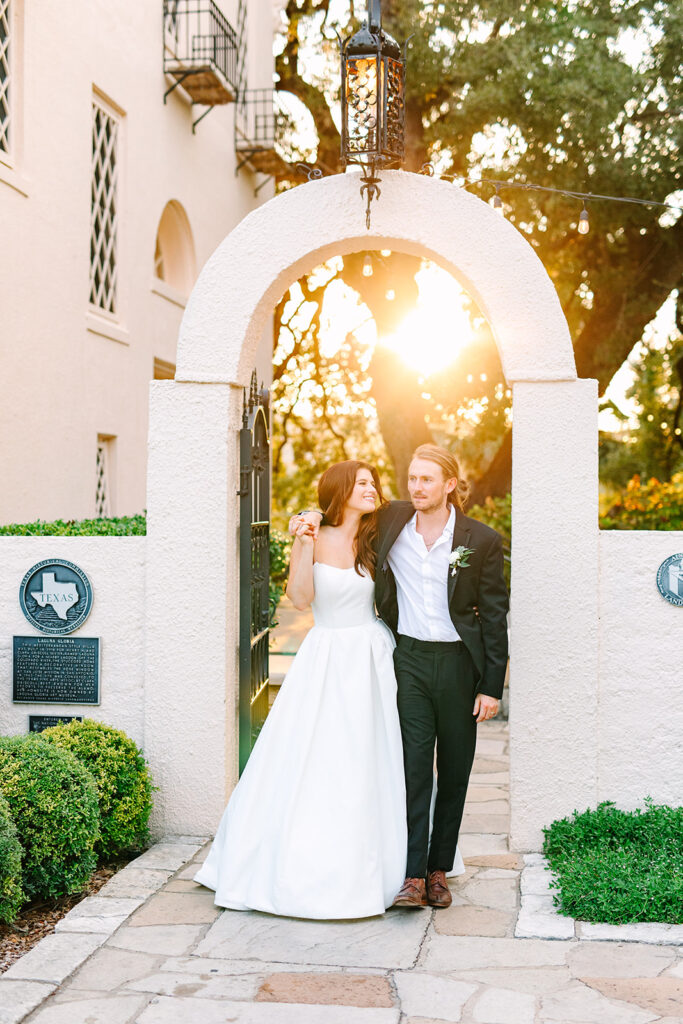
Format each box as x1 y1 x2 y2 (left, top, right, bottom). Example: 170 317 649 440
311 563 378 629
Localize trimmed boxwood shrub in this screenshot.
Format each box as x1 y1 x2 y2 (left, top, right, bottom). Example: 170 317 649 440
0 790 23 923
42 719 153 859
0 736 99 900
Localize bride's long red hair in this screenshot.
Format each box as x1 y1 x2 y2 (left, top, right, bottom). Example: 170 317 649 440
317 461 387 579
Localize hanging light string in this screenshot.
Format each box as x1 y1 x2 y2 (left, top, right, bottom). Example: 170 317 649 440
419 163 682 233
420 165 681 210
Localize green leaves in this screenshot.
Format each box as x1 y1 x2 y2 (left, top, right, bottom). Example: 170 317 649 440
270 530 293 627
0 791 23 925
0 514 147 536
41 720 154 861
543 799 683 924
0 736 99 902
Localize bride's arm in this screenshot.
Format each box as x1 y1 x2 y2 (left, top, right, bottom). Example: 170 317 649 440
285 523 316 610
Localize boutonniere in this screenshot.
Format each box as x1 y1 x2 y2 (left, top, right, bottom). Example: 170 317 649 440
449 546 475 576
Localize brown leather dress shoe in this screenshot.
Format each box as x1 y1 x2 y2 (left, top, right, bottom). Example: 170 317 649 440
392 877 428 907
426 869 452 908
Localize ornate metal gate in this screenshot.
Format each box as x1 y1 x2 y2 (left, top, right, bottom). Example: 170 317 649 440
238 372 270 774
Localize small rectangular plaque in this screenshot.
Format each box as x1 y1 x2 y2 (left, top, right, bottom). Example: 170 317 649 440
28 714 83 733
13 636 100 705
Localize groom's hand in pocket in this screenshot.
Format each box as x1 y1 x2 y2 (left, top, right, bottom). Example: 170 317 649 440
473 693 499 723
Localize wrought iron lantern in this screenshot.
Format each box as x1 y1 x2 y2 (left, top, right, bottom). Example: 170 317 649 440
340 0 406 227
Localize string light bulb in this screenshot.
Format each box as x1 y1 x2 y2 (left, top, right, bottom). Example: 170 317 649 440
385 288 395 300
362 253 373 277
578 205 590 234
492 190 504 214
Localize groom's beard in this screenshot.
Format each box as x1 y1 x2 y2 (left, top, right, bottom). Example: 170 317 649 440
411 496 445 514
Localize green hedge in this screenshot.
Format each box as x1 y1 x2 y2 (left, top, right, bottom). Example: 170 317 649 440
0 736 99 900
0 513 147 535
42 720 153 859
0 790 23 924
543 800 683 924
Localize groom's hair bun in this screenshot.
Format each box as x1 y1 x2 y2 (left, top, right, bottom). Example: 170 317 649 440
411 444 470 510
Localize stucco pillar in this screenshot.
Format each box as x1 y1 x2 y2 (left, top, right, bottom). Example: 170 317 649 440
509 378 599 851
144 380 241 836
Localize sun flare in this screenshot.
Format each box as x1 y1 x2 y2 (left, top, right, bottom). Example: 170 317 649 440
379 264 475 376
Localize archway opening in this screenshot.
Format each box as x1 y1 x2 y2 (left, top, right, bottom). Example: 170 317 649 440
146 172 596 851
266 244 511 729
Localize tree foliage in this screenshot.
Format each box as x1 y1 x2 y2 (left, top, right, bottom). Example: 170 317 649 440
272 0 682 502
600 332 683 486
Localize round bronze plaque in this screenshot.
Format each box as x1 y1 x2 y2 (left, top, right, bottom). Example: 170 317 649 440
19 559 93 635
656 553 683 608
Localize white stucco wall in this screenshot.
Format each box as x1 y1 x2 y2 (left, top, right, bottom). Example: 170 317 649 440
144 381 241 836
176 170 577 388
0 538 146 745
509 379 600 851
598 531 683 809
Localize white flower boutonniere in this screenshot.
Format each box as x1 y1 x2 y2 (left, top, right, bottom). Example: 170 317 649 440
449 546 475 576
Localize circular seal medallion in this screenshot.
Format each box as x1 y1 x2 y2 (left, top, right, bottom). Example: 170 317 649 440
19 559 93 635
656 553 683 608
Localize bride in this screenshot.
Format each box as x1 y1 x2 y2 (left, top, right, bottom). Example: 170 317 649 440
195 460 462 920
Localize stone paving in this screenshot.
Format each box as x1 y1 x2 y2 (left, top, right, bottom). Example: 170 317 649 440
2 720 682 1023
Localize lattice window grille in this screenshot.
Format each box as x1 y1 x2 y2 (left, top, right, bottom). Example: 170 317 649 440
164 0 180 47
236 0 247 99
95 441 110 517
0 0 10 154
89 103 118 314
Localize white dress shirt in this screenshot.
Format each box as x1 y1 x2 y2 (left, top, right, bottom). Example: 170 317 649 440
386 505 461 642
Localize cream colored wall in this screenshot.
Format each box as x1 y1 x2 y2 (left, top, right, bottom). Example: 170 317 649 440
0 0 274 524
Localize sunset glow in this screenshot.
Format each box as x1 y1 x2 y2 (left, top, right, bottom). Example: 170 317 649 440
378 263 476 376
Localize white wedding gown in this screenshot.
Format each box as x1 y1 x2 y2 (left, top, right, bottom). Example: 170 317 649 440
195 561 464 920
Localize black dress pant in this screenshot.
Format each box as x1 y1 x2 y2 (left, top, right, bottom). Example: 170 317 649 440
394 635 478 878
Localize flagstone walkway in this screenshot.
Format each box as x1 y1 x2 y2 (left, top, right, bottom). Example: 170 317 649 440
4 720 683 1024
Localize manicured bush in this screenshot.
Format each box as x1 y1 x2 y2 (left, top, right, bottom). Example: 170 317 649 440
0 736 99 900
0 790 23 924
0 513 146 535
543 800 683 924
42 719 153 859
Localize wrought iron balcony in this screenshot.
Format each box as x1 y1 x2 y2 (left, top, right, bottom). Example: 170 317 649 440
235 89 302 181
163 0 241 113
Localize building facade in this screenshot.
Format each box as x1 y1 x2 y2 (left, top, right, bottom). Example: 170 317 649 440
0 0 276 523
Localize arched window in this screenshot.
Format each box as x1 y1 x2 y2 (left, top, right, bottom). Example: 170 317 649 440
153 200 196 296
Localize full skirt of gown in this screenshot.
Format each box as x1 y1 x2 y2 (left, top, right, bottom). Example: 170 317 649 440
194 563 408 919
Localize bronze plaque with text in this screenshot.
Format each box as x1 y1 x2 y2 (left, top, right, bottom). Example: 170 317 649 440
13 636 100 704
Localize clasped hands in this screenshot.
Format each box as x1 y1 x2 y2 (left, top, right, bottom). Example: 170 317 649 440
288 513 499 722
289 511 321 544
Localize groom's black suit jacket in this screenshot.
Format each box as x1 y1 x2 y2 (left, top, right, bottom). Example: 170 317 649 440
374 501 509 700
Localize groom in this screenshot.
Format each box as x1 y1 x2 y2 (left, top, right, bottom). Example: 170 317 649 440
294 443 509 909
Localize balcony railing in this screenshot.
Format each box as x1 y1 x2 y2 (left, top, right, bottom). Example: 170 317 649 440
235 90 300 179
163 0 240 114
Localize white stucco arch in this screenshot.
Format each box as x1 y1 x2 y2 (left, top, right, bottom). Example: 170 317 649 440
145 170 599 851
175 170 576 387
